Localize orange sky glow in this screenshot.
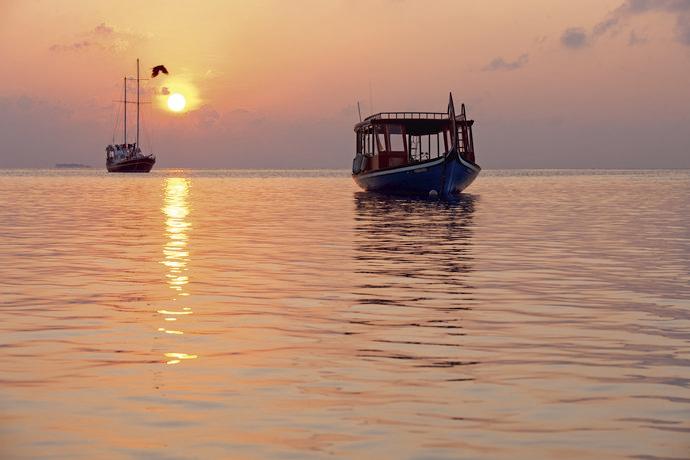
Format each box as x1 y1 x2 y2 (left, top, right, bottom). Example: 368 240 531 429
1 0 689 168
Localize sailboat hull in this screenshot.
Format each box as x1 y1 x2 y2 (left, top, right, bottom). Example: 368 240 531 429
106 156 155 173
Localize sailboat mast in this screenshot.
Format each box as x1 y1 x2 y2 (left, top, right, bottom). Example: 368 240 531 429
123 76 127 146
136 58 140 148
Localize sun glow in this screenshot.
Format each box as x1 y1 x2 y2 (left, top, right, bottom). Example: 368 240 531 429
167 93 186 112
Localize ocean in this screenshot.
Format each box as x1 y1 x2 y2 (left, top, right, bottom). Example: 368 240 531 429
1 169 689 459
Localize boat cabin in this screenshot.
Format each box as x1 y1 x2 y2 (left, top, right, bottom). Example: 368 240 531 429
353 111 475 174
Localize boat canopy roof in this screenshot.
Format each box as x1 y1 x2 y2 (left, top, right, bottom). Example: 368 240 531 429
355 111 474 135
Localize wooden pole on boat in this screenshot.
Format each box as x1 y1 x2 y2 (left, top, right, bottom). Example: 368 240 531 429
460 103 469 155
136 58 140 149
357 101 362 122
123 76 127 146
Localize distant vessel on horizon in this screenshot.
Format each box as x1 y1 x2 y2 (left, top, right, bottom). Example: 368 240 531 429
55 163 92 169
351 93 480 198
105 59 156 173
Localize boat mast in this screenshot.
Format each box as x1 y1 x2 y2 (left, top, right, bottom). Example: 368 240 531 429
448 92 457 151
123 76 127 146
136 58 140 148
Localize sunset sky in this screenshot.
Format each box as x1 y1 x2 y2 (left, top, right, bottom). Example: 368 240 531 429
1 0 689 168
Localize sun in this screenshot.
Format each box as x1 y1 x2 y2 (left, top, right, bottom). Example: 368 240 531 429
167 93 186 112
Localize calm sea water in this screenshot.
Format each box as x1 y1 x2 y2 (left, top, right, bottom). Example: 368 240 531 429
0 169 689 460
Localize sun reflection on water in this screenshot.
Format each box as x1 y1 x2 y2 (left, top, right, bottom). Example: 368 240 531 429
159 177 197 364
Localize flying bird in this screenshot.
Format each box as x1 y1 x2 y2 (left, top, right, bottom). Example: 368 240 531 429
151 65 169 78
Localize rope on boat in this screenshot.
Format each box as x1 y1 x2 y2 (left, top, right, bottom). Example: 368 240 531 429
111 101 122 144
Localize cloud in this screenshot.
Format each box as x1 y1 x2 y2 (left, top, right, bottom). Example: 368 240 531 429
203 69 221 80
161 87 170 95
189 105 220 129
618 0 690 14
483 54 529 71
628 29 649 45
593 17 621 37
49 40 94 52
93 23 114 36
49 23 146 53
677 12 690 44
561 28 589 48
568 0 690 47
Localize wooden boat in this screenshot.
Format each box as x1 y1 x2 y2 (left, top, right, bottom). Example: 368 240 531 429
352 93 480 198
105 59 156 173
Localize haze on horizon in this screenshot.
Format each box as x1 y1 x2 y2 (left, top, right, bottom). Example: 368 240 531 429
1 0 689 169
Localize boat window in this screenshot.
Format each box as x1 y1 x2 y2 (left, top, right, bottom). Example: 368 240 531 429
376 129 387 153
388 124 405 152
409 136 420 161
366 132 374 155
360 130 375 155
430 132 447 158
390 134 404 151
407 130 449 162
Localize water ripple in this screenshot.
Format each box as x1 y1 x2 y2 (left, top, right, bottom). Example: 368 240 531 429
0 169 688 459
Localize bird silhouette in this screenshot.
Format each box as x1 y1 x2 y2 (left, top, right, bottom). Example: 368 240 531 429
151 65 169 78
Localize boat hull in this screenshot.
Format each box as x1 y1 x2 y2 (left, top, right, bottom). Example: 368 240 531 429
106 156 155 173
352 150 480 198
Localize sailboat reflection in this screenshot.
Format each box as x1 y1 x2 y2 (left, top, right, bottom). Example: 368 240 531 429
159 177 197 364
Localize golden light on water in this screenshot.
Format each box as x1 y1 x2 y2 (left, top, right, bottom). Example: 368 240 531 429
159 177 197 364
157 309 192 315
165 352 198 365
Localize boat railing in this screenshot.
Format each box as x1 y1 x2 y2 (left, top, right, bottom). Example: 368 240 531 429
364 112 449 121
361 111 469 124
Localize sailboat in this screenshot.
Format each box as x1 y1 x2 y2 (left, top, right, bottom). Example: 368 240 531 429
105 59 156 173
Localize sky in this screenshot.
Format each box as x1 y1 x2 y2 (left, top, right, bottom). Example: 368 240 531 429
0 0 689 169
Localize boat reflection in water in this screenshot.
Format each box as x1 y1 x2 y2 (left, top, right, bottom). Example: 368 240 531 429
354 192 476 281
158 177 197 365
350 192 478 371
